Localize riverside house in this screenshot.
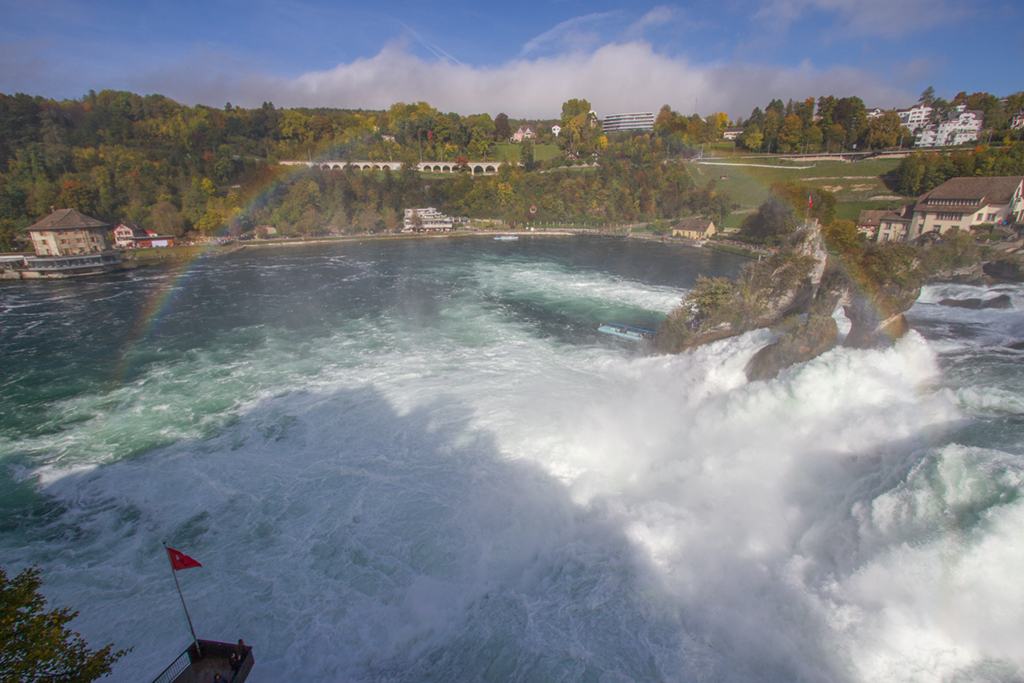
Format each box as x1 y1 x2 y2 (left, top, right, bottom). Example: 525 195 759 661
1 208 125 279
114 221 176 248
671 218 717 240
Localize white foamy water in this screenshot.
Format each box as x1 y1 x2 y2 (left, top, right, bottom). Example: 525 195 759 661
2 239 1024 682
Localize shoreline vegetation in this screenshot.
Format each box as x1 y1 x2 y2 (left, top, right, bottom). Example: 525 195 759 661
119 225 770 267
3 89 1023 256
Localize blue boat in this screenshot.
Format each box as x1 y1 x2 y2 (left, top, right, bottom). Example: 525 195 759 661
493 235 519 241
598 323 654 341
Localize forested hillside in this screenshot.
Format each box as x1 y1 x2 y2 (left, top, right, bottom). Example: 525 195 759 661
891 144 1024 196
0 91 736 250
2 88 1022 252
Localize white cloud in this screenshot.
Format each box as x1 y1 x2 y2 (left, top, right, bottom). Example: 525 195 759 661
135 41 914 120
519 12 622 56
626 5 678 39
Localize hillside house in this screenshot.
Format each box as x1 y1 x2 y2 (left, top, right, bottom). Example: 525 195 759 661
403 207 455 232
114 222 176 248
857 206 913 242
513 126 537 142
908 176 1024 240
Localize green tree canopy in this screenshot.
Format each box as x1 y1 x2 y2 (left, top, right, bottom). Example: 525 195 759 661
560 98 592 124
739 182 836 246
1 566 130 683
493 113 511 142
739 195 797 246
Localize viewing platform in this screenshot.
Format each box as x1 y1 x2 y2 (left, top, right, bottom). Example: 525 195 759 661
151 639 253 683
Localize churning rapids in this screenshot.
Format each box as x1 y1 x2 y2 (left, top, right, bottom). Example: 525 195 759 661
3 236 1024 683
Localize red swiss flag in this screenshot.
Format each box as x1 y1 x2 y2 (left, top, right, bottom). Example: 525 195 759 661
166 546 202 571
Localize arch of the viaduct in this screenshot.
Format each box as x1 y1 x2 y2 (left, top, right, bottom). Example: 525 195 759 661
279 160 505 175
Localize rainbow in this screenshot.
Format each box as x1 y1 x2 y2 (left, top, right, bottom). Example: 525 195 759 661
114 160 322 381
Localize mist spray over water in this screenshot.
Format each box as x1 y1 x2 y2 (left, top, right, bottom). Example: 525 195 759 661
2 239 1023 682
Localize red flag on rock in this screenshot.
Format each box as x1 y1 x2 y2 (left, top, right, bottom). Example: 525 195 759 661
166 546 202 571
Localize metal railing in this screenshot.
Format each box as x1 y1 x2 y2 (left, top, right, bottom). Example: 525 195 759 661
150 649 192 683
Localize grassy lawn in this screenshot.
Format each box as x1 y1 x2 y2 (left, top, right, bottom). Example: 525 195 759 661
494 143 561 162
719 213 748 230
126 243 245 264
833 199 909 222
688 156 907 218
533 144 561 161
128 244 210 261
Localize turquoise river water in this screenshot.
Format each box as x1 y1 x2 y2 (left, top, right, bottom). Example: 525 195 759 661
2 236 1024 682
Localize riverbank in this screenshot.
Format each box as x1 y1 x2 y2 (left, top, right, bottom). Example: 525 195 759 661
125 229 593 264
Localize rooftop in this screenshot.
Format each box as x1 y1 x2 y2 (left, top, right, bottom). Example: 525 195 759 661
27 208 109 232
917 177 1024 208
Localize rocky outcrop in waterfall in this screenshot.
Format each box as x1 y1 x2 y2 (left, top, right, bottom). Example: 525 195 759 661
983 255 1024 283
655 220 926 381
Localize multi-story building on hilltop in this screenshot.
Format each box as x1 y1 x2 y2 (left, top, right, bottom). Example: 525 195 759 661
898 105 932 133
600 112 655 133
915 104 984 147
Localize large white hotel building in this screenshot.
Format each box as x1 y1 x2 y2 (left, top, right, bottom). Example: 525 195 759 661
600 112 656 133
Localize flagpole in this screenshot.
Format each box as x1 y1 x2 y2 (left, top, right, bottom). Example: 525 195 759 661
164 542 201 658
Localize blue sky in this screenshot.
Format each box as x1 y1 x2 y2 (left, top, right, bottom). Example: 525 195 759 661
1 0 1020 120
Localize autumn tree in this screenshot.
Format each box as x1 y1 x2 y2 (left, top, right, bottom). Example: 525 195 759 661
823 219 860 253
148 200 186 236
1 566 130 683
58 180 96 215
737 124 763 152
779 114 803 151
864 110 908 149
558 98 600 158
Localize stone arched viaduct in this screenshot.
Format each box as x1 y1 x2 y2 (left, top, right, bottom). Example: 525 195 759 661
279 160 509 175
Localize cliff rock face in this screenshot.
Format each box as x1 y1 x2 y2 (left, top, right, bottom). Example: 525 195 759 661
929 262 985 284
983 256 1024 283
745 315 839 381
678 222 830 350
657 220 924 381
835 282 919 350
